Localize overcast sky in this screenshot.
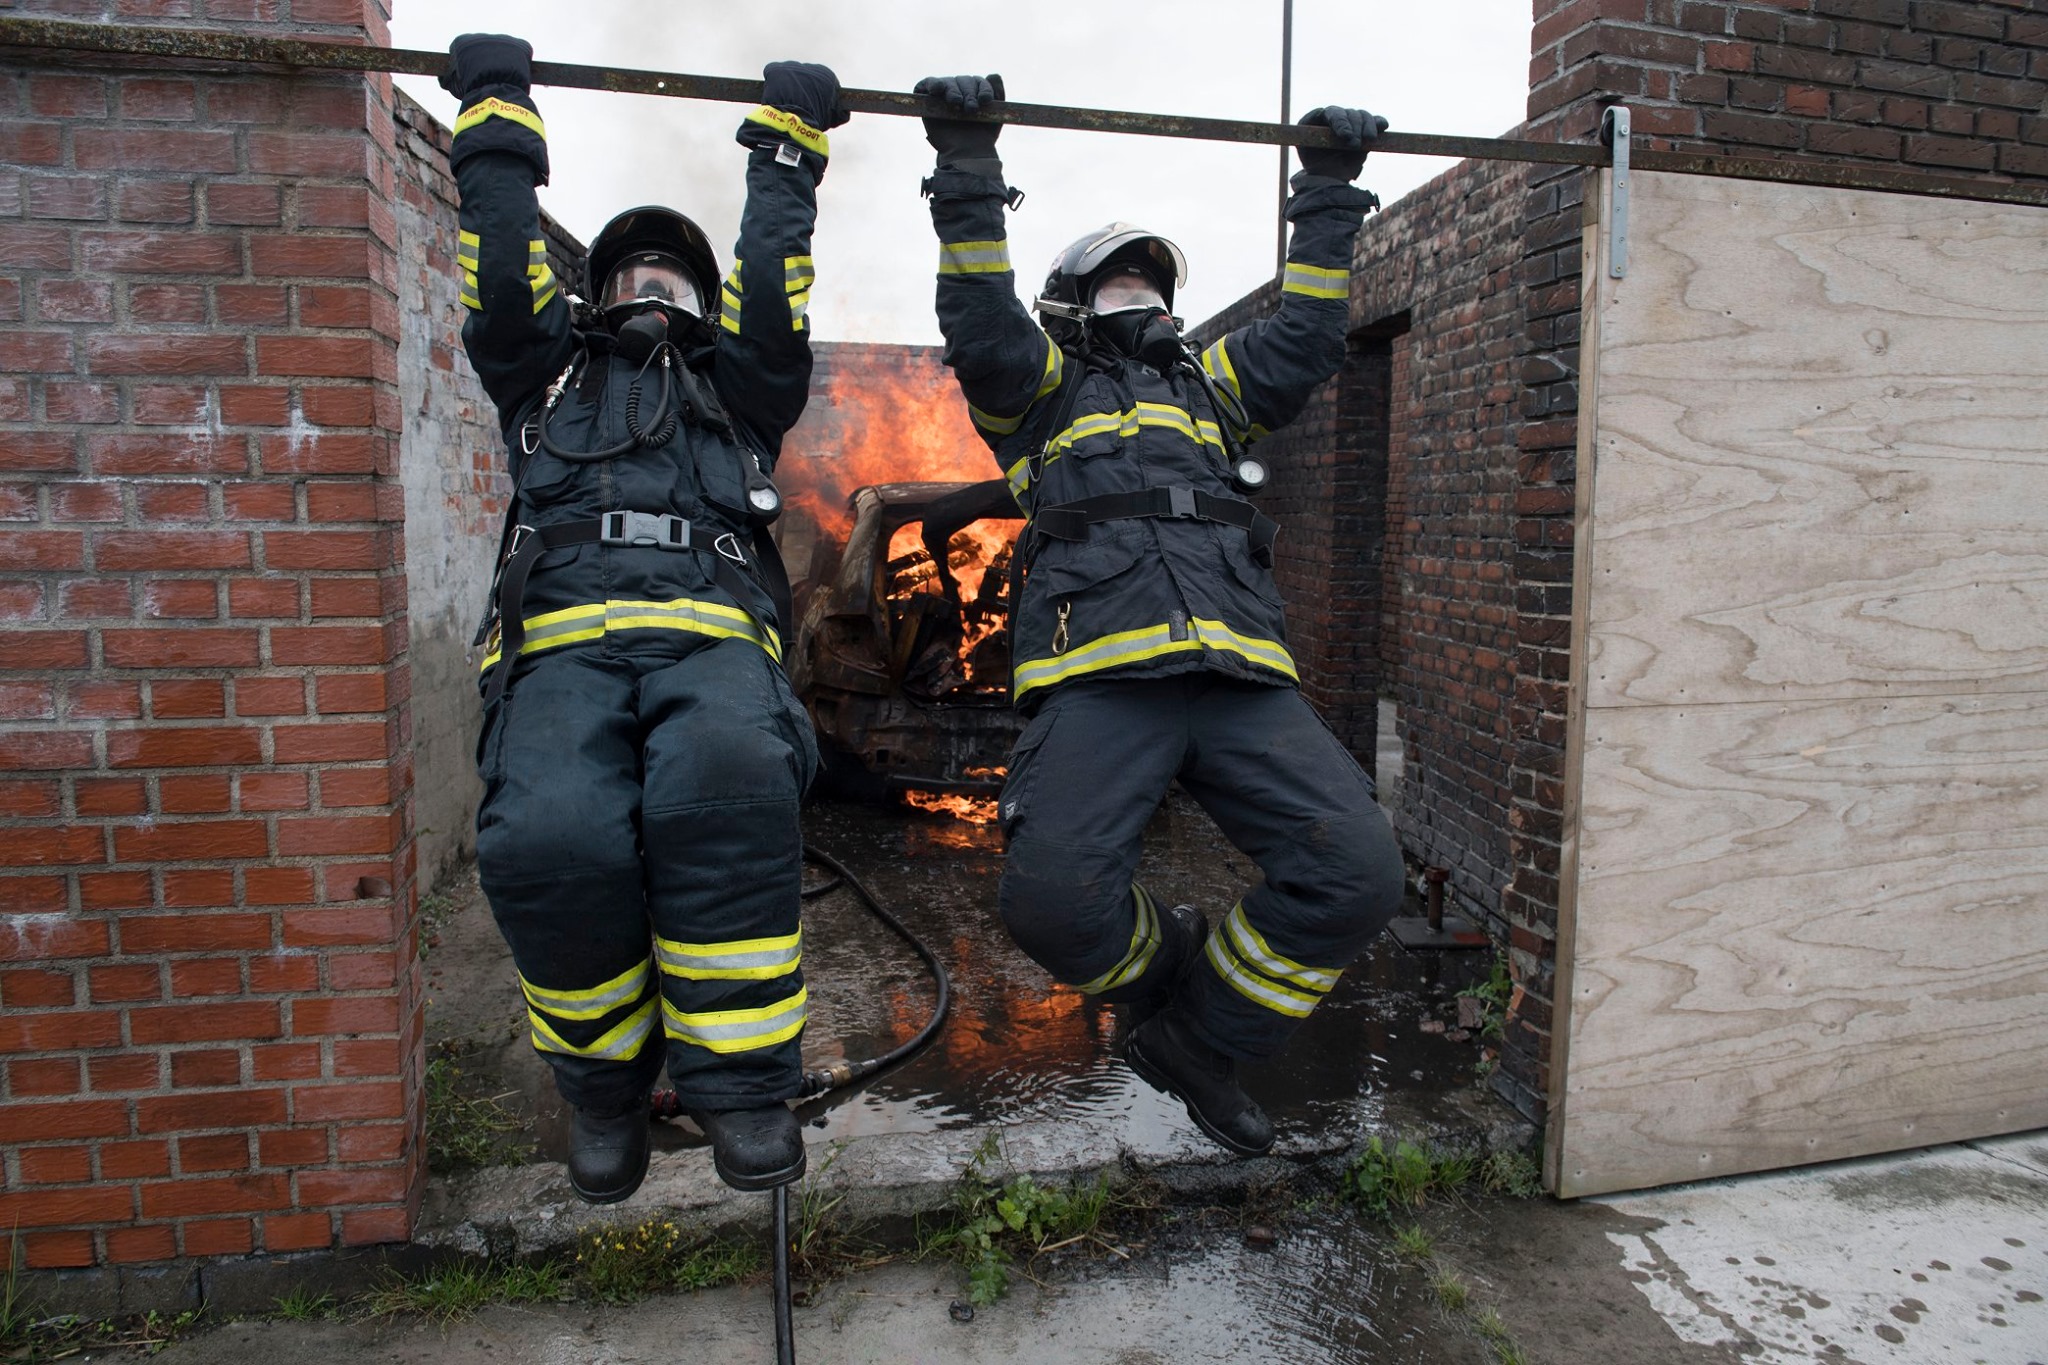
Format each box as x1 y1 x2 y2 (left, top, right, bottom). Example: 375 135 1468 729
391 1 1533 345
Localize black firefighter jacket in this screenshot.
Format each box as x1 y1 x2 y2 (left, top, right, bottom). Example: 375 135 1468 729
924 162 1377 711
449 81 828 682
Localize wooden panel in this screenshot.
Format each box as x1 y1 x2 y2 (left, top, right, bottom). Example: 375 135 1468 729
1581 175 2048 710
1559 693 2048 1196
1553 172 2048 1197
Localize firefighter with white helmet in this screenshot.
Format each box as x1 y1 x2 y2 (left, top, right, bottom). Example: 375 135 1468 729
915 74 1405 1155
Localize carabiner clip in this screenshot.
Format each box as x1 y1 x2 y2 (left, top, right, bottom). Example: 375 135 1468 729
519 420 540 456
713 532 748 566
1052 601 1071 655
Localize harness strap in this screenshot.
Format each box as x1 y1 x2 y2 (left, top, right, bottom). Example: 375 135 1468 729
481 511 785 706
1033 486 1279 566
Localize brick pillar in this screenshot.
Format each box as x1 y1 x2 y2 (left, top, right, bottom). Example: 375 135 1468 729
0 0 419 1268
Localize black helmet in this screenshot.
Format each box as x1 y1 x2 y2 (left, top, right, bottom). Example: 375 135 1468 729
1035 222 1187 348
584 206 719 317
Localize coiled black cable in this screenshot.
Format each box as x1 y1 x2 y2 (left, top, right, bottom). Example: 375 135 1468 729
536 345 677 464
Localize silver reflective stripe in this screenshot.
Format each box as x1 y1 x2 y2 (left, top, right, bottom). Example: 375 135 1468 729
1220 904 1339 993
656 930 801 981
530 997 658 1060
662 986 809 1054
521 958 651 1022
939 239 1010 274
1078 885 1160 994
1281 262 1348 299
1204 932 1317 1018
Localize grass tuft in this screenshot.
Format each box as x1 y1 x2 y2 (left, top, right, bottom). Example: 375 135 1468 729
423 1049 529 1173
918 1133 1139 1307
574 1218 758 1304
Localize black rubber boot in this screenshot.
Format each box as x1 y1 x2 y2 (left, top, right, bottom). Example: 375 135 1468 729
1125 904 1211 1031
568 1101 651 1205
1125 1007 1275 1156
686 1102 807 1191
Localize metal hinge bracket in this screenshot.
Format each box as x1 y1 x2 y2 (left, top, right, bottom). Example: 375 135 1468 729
1600 105 1632 279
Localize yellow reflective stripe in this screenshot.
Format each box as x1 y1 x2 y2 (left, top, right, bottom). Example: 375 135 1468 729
1281 261 1349 299
1220 903 1339 994
456 230 480 266
1078 885 1160 994
460 282 482 311
1205 931 1318 1017
938 238 1011 275
972 338 1063 439
530 997 657 1060
454 96 547 140
783 256 815 290
655 929 801 981
1013 618 1297 701
1004 452 1032 498
520 958 651 1022
479 596 782 671
662 986 808 1054
720 260 743 335
746 104 829 155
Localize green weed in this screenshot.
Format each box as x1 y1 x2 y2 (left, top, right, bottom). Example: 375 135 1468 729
1475 1306 1526 1363
575 1218 758 1303
270 1285 337 1321
1343 1137 1475 1219
1458 950 1513 1041
1479 1150 1544 1199
423 1049 528 1173
1429 1264 1470 1312
919 1134 1132 1307
360 1259 566 1322
1391 1224 1434 1262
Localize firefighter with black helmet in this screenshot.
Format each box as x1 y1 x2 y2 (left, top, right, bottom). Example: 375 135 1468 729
441 33 843 1203
914 75 1405 1155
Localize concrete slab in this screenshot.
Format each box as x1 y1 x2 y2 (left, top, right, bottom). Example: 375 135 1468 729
1593 1141 2048 1363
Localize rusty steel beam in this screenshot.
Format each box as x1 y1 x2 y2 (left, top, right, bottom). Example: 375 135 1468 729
5 17 2046 208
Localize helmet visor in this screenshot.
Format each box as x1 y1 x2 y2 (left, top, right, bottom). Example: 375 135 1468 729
602 252 703 316
1089 267 1169 315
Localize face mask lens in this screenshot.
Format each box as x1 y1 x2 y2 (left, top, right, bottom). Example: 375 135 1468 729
603 254 702 316
1089 268 1167 314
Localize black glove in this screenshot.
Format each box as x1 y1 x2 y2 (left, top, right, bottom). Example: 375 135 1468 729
762 60 849 132
440 33 533 100
914 74 1005 167
1295 105 1387 182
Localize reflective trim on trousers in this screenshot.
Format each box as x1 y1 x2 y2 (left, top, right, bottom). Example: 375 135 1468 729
655 929 801 981
1077 884 1161 994
520 957 652 1022
662 985 809 1054
530 996 658 1060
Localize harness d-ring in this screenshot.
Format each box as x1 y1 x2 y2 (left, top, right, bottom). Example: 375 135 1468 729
714 531 748 565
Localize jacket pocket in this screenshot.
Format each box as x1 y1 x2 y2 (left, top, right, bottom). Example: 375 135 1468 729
1031 527 1146 596
1220 535 1286 609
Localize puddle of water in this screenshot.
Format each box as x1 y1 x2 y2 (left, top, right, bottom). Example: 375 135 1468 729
484 790 1489 1163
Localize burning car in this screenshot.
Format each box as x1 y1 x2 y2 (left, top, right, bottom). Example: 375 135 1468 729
784 478 1025 801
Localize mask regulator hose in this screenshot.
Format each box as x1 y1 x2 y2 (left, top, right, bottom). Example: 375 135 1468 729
648 842 953 1365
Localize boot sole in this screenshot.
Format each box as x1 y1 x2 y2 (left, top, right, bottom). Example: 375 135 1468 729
710 1147 807 1193
568 1140 650 1206
1124 1032 1274 1157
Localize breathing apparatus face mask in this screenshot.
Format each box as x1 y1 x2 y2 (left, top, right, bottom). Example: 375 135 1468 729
1088 267 1184 370
602 252 708 363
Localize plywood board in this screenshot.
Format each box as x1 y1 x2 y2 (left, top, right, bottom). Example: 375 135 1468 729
1553 172 2048 1197
1580 176 2048 710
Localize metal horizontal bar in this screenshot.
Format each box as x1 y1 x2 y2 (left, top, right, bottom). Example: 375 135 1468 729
5 18 2043 207
0 16 1597 166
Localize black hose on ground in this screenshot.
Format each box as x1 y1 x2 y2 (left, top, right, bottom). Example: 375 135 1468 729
646 841 953 1365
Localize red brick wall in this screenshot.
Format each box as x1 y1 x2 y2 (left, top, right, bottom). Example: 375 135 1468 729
0 0 421 1269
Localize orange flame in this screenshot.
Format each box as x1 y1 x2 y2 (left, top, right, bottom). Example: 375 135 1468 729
777 348 993 541
902 791 1000 825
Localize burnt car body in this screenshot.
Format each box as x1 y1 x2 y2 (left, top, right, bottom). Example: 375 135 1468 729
785 480 1025 797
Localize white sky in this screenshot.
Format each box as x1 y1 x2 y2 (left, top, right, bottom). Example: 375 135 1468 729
391 1 1533 344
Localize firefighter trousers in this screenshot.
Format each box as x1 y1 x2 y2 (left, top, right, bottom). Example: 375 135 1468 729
997 672 1404 1060
474 637 819 1114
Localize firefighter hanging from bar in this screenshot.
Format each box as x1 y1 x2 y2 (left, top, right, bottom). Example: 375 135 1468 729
442 32 843 1204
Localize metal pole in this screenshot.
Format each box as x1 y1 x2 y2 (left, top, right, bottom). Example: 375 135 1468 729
4 17 2046 208
1276 0 1293 278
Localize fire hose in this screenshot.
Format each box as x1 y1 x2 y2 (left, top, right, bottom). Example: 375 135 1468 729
3 17 2046 208
646 843 952 1365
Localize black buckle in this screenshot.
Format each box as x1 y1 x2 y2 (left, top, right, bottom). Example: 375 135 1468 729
600 510 690 550
1165 487 1199 519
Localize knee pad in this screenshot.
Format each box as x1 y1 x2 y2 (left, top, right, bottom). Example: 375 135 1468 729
998 836 1130 978
1288 810 1406 944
